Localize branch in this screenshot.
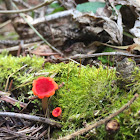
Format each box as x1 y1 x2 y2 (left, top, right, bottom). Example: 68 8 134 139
55 52 140 62
58 94 139 140
0 112 62 128
0 0 54 14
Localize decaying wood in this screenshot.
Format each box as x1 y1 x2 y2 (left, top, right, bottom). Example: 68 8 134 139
58 94 139 140
0 112 62 128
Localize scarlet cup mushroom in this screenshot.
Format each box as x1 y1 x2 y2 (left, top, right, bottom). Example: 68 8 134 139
52 107 62 119
32 77 58 113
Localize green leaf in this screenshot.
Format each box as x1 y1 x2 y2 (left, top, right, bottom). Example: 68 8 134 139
76 2 122 13
76 2 105 13
115 5 122 10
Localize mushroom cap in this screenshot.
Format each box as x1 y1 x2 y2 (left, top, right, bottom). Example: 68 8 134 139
52 107 62 117
32 77 58 99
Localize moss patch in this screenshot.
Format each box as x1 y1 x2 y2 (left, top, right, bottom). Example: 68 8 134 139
0 54 139 140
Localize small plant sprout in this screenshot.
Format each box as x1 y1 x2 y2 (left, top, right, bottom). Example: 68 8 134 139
52 107 62 119
32 77 58 114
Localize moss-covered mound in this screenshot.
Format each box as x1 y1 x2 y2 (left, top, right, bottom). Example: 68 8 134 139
0 54 139 140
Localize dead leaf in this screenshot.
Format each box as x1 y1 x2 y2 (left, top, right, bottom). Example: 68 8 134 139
31 44 53 54
73 12 123 44
103 17 122 44
92 41 140 51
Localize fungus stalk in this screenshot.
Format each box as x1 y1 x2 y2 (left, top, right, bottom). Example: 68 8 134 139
42 97 49 114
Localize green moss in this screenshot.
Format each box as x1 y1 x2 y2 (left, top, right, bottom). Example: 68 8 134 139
0 54 44 91
0 54 139 139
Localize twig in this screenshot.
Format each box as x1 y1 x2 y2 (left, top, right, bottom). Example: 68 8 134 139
0 91 10 96
30 51 59 56
38 129 48 139
0 20 11 29
32 9 74 26
29 125 43 136
0 0 55 14
58 94 139 140
0 95 27 108
0 37 41 47
8 79 13 91
17 41 23 56
55 52 140 62
0 112 62 128
0 42 41 53
58 82 65 89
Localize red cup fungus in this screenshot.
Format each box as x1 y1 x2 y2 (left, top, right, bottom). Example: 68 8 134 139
32 77 58 114
52 107 62 118
32 77 58 99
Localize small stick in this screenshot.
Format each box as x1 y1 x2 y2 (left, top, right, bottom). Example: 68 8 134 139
32 9 74 26
8 79 13 91
0 112 62 128
17 40 24 56
0 0 55 14
58 94 139 140
30 51 59 56
29 125 43 136
38 129 48 139
0 42 41 53
0 20 11 29
58 82 65 89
